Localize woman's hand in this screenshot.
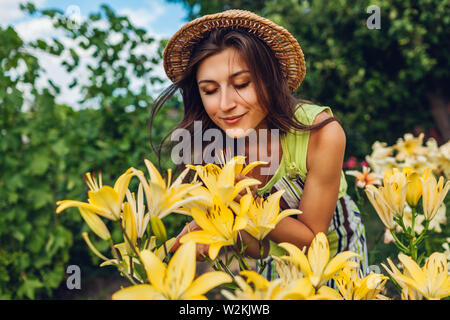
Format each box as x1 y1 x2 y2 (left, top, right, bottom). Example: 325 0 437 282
170 220 210 261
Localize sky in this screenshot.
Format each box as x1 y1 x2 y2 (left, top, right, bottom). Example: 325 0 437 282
1 0 188 36
1 0 190 109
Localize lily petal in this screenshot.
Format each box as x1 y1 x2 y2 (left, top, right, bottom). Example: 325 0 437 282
112 284 164 300
181 272 232 299
140 249 167 293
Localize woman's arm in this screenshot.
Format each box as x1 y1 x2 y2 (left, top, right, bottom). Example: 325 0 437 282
267 112 346 250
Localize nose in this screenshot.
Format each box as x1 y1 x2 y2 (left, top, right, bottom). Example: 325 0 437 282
219 86 237 113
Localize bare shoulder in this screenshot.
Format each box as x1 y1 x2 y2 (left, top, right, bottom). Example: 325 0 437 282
307 111 346 171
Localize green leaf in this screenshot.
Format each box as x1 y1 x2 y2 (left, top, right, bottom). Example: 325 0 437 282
13 230 25 242
29 153 50 175
28 188 54 209
17 279 44 300
42 266 64 288
52 139 70 157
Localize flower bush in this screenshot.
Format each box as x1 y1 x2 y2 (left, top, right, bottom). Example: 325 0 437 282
345 133 449 299
56 134 449 300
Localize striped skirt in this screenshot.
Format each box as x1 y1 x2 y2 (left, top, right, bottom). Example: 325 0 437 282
260 174 369 289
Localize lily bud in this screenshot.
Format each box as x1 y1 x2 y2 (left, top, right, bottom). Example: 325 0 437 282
78 207 111 240
151 215 167 243
403 167 422 208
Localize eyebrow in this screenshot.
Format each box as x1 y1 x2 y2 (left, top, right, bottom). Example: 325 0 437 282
197 70 250 85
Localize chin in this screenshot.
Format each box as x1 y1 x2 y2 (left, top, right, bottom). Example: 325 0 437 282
223 126 255 139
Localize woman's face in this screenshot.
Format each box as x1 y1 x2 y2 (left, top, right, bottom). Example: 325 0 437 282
196 47 268 138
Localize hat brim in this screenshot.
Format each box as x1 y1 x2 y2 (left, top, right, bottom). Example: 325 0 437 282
163 9 305 92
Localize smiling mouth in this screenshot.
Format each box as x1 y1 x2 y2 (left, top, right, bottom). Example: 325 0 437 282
222 113 247 124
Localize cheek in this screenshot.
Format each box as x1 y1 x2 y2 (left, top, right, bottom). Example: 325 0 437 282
201 97 224 128
200 96 218 117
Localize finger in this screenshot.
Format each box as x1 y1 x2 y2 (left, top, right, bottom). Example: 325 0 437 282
196 244 209 261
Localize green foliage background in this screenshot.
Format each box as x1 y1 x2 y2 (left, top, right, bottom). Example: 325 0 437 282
0 3 185 299
0 1 448 299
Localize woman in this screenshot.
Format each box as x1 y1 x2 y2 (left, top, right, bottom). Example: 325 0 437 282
151 10 368 281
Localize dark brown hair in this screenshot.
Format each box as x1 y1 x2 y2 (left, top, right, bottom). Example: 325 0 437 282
150 27 341 175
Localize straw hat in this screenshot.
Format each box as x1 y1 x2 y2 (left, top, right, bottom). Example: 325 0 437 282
163 9 305 92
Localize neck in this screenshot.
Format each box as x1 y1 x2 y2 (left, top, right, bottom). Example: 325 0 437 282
242 121 282 177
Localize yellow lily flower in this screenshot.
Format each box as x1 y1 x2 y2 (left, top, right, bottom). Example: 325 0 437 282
403 167 425 208
420 172 450 221
180 194 248 260
428 204 447 233
78 207 111 240
365 185 396 230
394 133 426 162
186 155 265 212
272 255 343 299
242 190 302 240
125 184 150 239
333 267 389 300
309 286 343 300
383 252 450 300
56 169 135 221
382 168 408 218
278 232 360 289
122 202 138 251
131 159 207 219
112 241 232 300
221 270 315 300
381 256 423 300
273 255 304 283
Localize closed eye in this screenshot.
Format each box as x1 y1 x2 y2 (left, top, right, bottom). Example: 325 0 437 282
203 88 217 95
235 82 250 89
203 81 250 95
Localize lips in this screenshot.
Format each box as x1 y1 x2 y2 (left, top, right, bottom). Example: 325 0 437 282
222 113 247 124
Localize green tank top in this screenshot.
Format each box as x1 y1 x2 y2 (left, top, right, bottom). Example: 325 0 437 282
257 103 348 198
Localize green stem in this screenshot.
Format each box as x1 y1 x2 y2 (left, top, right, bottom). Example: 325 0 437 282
129 255 133 279
413 219 430 265
109 240 137 285
414 220 430 247
395 216 408 235
389 229 410 254
217 259 236 279
201 253 220 271
233 245 250 271
224 246 230 266
258 239 267 275
118 222 147 282
235 232 250 271
385 271 403 297
410 207 417 261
